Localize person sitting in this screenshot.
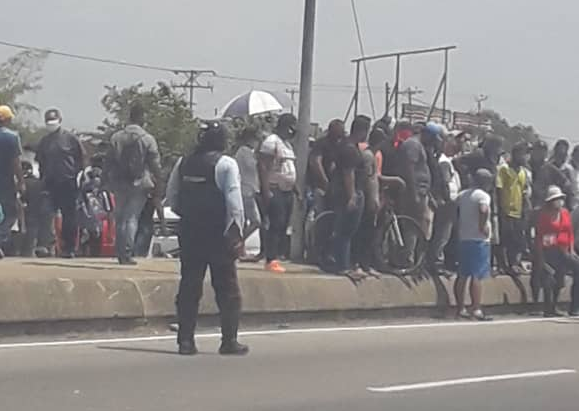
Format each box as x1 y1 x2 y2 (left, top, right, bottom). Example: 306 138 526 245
535 185 579 317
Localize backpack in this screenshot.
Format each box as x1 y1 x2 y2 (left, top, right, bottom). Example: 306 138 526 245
117 132 146 182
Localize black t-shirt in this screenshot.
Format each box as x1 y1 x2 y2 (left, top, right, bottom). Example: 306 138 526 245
330 139 365 204
308 136 340 186
458 149 497 186
399 136 431 196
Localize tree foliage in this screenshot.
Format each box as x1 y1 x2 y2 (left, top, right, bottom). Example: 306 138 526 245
99 82 199 157
481 109 540 149
0 50 48 143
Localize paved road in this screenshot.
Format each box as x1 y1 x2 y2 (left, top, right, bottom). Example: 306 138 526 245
1 318 578 411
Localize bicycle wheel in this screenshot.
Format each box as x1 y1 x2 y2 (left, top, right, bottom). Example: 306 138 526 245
312 210 336 270
374 214 427 276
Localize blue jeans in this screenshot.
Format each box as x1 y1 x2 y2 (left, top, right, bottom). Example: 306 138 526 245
0 192 17 250
114 186 148 260
332 192 365 273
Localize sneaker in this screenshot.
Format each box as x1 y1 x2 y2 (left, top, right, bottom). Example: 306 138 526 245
265 260 286 274
61 251 75 259
568 311 579 317
219 340 249 356
178 341 198 356
457 308 471 319
544 309 565 318
472 310 493 321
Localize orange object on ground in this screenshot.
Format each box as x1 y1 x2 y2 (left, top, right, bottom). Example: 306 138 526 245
265 260 286 274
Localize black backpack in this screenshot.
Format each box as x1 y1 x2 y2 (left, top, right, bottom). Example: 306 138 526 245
117 132 146 182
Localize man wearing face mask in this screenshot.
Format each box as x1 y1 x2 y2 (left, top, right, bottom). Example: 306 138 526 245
258 114 298 274
36 109 84 258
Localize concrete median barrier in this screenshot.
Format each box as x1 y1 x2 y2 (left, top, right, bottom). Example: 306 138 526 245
0 259 572 328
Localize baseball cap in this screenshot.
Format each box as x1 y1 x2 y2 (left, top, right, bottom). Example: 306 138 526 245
0 105 15 121
44 108 62 125
425 121 446 141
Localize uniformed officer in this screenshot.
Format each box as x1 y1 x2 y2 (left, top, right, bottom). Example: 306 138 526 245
168 121 248 356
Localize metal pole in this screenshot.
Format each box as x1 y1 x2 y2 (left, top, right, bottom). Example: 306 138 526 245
428 73 446 121
189 71 194 113
354 61 361 116
385 82 390 116
394 55 400 119
442 49 448 124
290 0 316 262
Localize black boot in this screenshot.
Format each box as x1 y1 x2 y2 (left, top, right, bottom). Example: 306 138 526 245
219 340 249 356
178 340 198 356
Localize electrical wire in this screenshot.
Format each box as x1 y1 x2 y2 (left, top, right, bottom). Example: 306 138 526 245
350 0 376 119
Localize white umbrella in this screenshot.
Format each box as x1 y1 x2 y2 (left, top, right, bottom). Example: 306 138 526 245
220 90 292 118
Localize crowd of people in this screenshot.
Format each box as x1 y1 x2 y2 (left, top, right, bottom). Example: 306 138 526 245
1 102 579 327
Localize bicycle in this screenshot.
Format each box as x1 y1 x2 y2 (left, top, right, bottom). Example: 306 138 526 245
311 189 427 277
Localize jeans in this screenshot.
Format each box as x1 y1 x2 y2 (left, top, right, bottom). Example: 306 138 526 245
499 215 526 267
428 202 457 267
265 188 294 262
176 221 241 344
543 247 579 313
114 185 148 260
0 192 17 250
47 179 79 254
333 191 365 273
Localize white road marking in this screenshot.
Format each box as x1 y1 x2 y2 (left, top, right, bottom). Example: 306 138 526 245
0 317 566 350
367 369 577 393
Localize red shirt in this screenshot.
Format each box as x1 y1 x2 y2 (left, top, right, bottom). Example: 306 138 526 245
536 208 574 252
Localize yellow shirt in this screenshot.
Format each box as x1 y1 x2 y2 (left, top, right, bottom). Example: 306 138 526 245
496 164 526 218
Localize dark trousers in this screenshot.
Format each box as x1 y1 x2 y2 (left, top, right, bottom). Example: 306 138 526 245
176 222 242 344
500 215 526 267
47 179 78 254
265 188 293 262
333 192 365 273
543 248 579 313
352 210 375 271
134 198 155 257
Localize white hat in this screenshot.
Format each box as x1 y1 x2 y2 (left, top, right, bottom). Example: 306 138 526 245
545 185 566 203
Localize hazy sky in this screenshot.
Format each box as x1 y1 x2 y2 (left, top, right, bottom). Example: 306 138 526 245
1 0 577 141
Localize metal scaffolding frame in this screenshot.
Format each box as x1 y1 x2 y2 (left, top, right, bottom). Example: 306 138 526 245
346 45 457 123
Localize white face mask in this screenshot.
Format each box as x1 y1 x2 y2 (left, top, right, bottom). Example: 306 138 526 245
45 123 60 133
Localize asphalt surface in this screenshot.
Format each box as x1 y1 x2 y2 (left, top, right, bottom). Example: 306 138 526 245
1 318 579 411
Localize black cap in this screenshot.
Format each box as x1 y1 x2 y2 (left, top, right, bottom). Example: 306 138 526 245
44 108 62 124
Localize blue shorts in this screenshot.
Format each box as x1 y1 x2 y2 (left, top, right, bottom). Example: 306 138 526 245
458 240 491 279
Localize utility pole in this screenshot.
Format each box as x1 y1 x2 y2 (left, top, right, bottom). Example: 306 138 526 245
285 88 299 114
290 0 316 262
398 86 423 122
385 82 390 116
475 94 488 115
172 69 216 116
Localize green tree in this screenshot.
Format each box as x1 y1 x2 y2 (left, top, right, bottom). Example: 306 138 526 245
0 50 48 143
99 82 199 157
481 109 539 149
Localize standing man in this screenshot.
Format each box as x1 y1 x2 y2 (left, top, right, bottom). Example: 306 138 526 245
427 130 463 275
0 105 25 258
258 114 298 274
235 126 262 243
551 139 577 209
168 121 247 356
330 115 370 275
36 108 83 258
308 119 345 213
454 169 494 321
107 103 162 265
398 122 442 264
496 142 529 275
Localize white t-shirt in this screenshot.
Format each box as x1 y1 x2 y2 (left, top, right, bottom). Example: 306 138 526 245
439 153 461 201
260 133 296 192
457 188 491 242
